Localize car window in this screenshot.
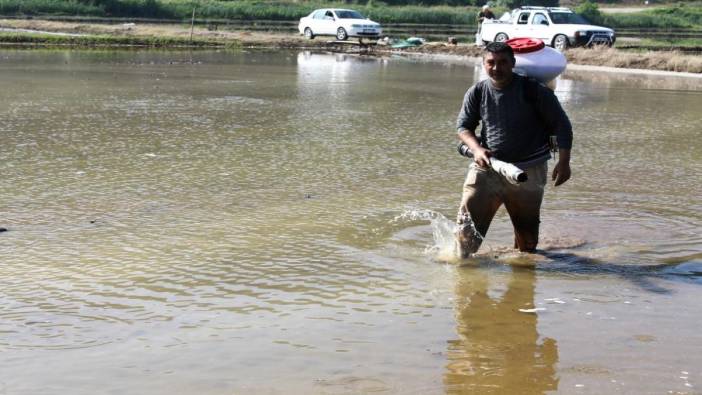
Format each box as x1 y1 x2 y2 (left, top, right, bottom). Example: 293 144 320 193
532 13 548 25
313 10 325 19
517 12 530 25
325 11 334 19
549 12 590 24
335 10 365 19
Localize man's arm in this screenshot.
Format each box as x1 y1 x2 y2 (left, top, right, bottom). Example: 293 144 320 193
537 86 573 186
456 86 491 167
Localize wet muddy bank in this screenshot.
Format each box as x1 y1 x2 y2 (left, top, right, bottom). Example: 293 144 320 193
0 18 701 73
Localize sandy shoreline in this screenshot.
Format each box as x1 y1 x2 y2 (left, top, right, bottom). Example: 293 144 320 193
0 18 701 74
566 62 702 78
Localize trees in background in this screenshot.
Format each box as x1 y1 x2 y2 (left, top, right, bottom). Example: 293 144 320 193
331 0 558 6
76 0 167 17
575 1 603 24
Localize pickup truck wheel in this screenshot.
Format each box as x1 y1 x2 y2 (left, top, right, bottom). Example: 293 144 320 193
494 33 509 43
553 34 569 51
304 28 315 40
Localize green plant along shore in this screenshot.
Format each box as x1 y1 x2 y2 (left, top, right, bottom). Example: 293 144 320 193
575 1 702 29
0 32 229 47
1 0 702 29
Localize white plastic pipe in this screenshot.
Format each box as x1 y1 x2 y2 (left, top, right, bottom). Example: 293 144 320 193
457 144 527 184
488 158 527 184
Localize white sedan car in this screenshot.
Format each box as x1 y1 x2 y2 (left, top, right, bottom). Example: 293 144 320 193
298 9 382 41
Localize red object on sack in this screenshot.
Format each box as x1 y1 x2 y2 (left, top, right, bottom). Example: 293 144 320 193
506 37 546 54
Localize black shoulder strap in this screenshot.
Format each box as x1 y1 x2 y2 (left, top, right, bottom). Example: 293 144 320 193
474 81 486 145
522 77 555 137
522 76 540 103
474 80 483 110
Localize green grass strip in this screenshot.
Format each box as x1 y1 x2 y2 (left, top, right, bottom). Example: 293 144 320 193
0 32 227 47
0 0 701 29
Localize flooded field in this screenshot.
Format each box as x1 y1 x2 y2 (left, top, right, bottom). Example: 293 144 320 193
0 49 700 394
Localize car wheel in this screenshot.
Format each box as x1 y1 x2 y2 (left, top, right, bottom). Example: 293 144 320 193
336 27 348 41
304 27 314 40
494 33 508 43
553 34 569 51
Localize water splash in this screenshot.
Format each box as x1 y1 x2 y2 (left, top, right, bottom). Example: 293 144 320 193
393 209 483 262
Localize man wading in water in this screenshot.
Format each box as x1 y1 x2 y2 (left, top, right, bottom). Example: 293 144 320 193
455 42 573 257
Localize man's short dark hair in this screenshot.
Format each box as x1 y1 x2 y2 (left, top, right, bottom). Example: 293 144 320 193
484 42 515 62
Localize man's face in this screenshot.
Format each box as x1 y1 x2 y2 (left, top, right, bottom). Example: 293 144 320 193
483 51 515 87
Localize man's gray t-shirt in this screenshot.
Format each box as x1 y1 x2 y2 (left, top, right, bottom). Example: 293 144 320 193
456 74 573 166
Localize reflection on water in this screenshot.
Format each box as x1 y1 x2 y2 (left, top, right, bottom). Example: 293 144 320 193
445 266 558 394
0 49 701 394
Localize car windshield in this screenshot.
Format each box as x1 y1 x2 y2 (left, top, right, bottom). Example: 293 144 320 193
549 12 590 24
335 10 365 19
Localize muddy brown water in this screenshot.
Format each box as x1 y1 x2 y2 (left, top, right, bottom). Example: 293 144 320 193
0 49 701 394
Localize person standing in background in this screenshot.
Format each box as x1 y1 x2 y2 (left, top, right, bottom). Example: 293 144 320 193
475 5 496 45
477 4 496 24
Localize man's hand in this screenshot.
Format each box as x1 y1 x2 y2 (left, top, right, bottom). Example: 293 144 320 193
458 130 491 167
551 149 571 186
552 160 570 186
472 146 492 168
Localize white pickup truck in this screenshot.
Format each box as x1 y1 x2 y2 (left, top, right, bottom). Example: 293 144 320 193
480 6 615 51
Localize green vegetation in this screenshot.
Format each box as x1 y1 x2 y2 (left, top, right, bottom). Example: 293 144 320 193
353 5 476 24
633 37 702 48
574 1 602 22
576 1 702 28
619 5 702 27
0 0 481 23
0 0 169 17
0 0 700 29
0 0 519 24
0 31 226 47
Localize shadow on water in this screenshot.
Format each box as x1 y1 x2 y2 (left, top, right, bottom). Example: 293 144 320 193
533 249 702 295
456 248 702 296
